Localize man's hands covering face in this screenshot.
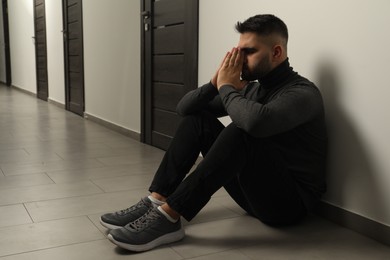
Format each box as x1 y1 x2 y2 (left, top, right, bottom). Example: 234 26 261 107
212 48 248 91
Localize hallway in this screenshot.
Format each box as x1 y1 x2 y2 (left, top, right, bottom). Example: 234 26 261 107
0 84 389 259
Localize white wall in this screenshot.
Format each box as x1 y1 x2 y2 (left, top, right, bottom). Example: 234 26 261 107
83 0 141 133
8 0 36 92
46 0 65 104
199 0 390 226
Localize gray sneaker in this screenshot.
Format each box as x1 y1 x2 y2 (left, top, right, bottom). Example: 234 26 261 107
107 207 185 252
100 197 154 230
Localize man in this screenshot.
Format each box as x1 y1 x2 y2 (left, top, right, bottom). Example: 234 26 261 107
100 14 328 252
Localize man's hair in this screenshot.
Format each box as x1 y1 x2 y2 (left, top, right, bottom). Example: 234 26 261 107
235 14 288 45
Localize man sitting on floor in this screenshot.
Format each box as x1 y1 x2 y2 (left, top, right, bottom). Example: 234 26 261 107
100 14 328 252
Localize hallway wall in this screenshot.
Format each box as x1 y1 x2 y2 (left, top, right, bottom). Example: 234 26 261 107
45 0 65 104
199 0 390 227
8 0 36 93
83 0 141 135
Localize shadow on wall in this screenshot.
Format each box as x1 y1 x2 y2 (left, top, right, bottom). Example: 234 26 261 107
316 59 386 223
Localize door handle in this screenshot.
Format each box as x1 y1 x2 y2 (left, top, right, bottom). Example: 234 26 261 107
61 30 67 40
141 11 150 19
141 11 151 31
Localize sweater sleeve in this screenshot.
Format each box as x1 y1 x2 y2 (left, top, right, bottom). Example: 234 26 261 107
176 82 228 117
218 83 323 138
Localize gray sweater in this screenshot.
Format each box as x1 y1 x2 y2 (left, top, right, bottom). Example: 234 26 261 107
177 59 328 210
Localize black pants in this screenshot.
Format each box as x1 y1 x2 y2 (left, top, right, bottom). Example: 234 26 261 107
149 112 306 226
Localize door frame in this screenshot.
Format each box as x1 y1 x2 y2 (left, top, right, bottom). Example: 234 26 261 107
140 0 152 144
33 0 49 101
62 0 85 116
140 0 199 145
2 0 11 86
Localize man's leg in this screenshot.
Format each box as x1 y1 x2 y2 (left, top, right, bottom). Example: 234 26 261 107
106 113 226 251
108 122 306 251
101 112 224 230
149 111 225 198
224 139 307 226
165 123 256 221
166 123 306 225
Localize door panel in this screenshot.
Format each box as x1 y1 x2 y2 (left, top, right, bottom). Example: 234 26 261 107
153 83 183 111
153 25 184 54
2 0 11 86
153 0 185 26
153 55 184 83
34 0 48 101
63 0 85 116
141 0 198 150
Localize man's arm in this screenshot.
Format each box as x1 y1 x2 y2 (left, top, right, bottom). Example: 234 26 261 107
219 83 324 137
216 47 323 138
176 82 227 117
176 51 232 117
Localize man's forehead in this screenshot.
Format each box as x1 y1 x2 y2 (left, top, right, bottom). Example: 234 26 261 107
238 32 262 47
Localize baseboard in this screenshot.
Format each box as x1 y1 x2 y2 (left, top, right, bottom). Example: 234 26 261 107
11 85 37 97
316 201 390 246
48 98 65 109
84 112 140 141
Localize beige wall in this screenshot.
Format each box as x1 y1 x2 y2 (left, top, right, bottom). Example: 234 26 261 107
45 0 65 104
8 0 36 92
83 0 141 133
199 0 390 226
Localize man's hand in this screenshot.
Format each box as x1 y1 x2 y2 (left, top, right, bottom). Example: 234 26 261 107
216 47 248 91
211 52 229 87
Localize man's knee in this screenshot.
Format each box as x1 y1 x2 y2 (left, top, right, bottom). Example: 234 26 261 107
219 123 249 140
180 112 224 136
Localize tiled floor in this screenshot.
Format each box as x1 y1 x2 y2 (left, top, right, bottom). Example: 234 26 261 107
0 84 389 259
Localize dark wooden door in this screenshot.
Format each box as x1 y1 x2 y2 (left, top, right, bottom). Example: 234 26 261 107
141 0 199 150
2 0 11 86
63 0 85 116
34 0 48 101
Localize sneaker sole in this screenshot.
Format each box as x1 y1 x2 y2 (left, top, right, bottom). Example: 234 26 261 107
100 217 123 230
107 229 185 252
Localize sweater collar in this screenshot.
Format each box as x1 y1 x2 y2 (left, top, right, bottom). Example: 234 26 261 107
258 58 297 89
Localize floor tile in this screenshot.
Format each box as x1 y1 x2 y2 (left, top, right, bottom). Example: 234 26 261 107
211 195 247 216
0 217 104 257
91 174 154 192
172 216 271 258
239 217 390 260
96 153 163 166
0 173 53 190
24 189 146 222
0 240 183 260
0 204 32 228
46 163 156 184
0 149 29 163
1 159 104 176
182 198 242 226
186 250 251 260
0 181 103 206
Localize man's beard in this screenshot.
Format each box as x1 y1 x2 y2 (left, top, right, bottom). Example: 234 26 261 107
241 58 272 81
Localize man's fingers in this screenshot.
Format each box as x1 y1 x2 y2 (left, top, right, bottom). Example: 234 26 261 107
221 51 230 67
234 48 244 68
230 48 238 66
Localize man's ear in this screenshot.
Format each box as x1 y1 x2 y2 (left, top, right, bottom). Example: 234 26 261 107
272 45 283 59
